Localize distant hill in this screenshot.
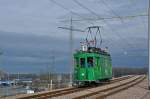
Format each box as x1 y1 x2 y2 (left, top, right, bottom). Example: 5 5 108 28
112 67 147 77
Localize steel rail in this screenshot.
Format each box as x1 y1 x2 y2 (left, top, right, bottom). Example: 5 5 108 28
72 75 145 99
15 75 134 99
95 76 146 99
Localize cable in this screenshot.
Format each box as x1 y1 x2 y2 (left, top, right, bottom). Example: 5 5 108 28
60 14 148 22
140 16 148 32
73 0 101 18
73 0 136 48
86 27 94 43
100 0 124 23
97 27 102 46
74 0 146 55
50 0 147 57
49 0 94 25
98 0 147 49
101 27 127 53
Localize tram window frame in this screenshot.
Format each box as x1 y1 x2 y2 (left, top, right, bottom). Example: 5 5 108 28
80 58 85 67
75 58 79 67
87 57 94 67
96 57 99 66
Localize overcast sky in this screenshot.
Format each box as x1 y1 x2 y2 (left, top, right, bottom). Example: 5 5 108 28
0 0 148 73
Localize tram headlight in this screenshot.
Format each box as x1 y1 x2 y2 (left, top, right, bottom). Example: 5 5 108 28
81 73 85 76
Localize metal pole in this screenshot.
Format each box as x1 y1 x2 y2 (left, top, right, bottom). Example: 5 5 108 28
52 50 55 74
47 50 54 90
50 80 53 90
46 64 50 90
51 50 55 88
17 72 19 85
58 18 84 87
0 51 2 80
148 0 150 90
69 16 73 87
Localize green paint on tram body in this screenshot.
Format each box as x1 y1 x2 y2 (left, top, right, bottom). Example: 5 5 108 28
74 51 112 82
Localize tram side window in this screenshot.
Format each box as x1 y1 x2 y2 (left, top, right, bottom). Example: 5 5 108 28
75 58 79 67
80 58 85 67
87 57 94 67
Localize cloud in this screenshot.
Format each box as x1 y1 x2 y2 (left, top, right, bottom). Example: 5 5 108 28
0 0 148 73
0 30 71 73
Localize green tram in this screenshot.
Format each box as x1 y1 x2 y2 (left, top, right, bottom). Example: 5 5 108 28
73 26 112 85
74 47 112 85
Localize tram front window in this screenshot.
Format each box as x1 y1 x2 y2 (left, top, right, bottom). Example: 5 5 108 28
87 57 94 67
80 58 85 67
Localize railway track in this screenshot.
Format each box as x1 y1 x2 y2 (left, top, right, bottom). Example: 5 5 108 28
93 75 145 99
8 75 133 99
65 75 145 99
5 75 140 99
